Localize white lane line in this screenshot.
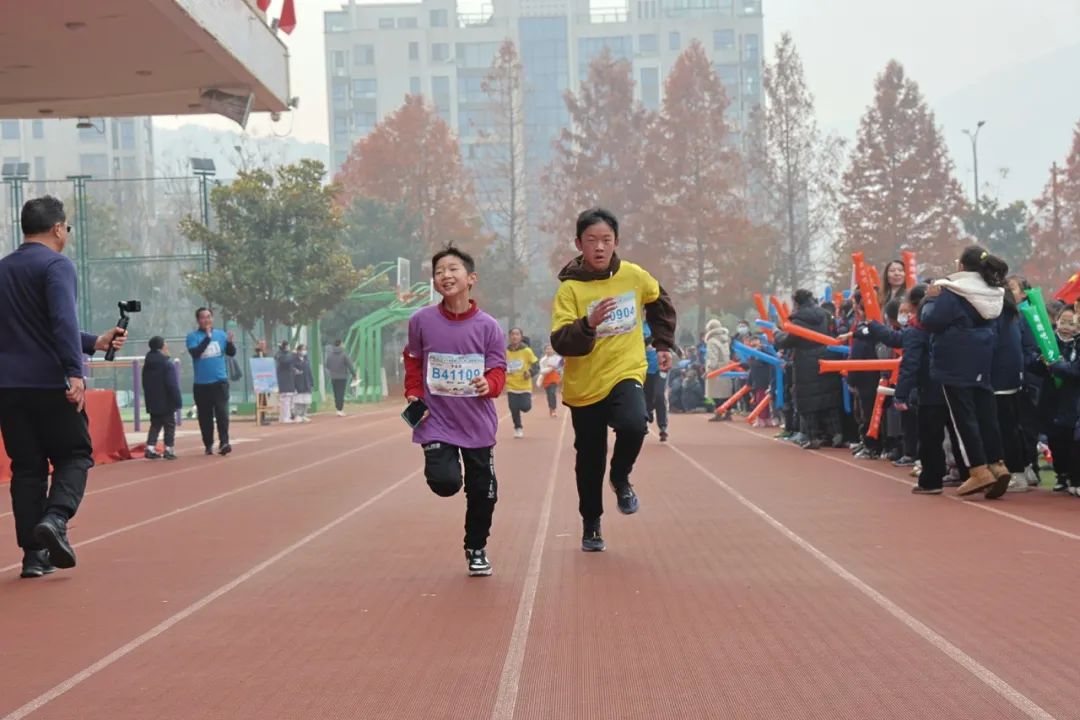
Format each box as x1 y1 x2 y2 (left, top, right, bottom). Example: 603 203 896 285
726 422 1080 544
669 441 1055 720
0 469 419 720
0 411 399 520
0 430 408 574
490 413 569 720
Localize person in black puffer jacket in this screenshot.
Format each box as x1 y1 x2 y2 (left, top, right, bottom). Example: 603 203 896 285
775 289 842 450
921 245 1008 498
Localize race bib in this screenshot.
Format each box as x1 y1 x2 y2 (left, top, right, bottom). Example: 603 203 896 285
507 359 525 373
426 352 485 397
202 340 222 359
587 291 638 338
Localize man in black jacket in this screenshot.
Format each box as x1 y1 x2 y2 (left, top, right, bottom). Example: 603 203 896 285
0 196 127 578
143 336 183 460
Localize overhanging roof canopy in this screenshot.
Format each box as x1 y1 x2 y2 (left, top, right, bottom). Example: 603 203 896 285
0 0 290 126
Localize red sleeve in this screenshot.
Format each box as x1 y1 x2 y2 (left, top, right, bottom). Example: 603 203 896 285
484 366 505 399
403 350 424 399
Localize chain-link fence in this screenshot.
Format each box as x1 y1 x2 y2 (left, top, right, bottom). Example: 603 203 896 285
1 175 273 411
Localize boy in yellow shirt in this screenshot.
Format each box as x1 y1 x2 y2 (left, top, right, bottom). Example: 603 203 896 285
550 208 676 551
505 327 539 438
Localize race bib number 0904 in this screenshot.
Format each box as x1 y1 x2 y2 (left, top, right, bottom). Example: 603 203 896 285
426 352 485 397
587 291 638 338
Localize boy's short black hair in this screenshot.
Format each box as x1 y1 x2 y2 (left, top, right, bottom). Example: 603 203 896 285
883 298 902 322
576 207 619 240
793 289 814 307
431 244 475 275
21 196 66 236
149 336 165 351
195 307 212 320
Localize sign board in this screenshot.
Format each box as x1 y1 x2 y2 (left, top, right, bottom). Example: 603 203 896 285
250 357 278 394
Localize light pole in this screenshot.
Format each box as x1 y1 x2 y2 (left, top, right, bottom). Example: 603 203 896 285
962 120 986 237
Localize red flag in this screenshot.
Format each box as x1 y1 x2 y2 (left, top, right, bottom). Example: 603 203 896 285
278 0 296 34
1053 271 1080 304
257 0 271 11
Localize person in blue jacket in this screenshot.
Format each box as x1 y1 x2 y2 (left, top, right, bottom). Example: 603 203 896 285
142 336 182 460
186 307 236 456
1042 305 1080 494
920 246 1008 498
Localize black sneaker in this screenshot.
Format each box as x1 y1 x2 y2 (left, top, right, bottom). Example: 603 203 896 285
893 456 917 467
19 549 56 579
144 448 161 460
911 485 943 495
613 482 639 514
582 519 605 552
163 450 178 461
33 513 75 569
659 430 669 443
1053 475 1069 492
205 447 214 456
466 548 492 576
218 443 232 456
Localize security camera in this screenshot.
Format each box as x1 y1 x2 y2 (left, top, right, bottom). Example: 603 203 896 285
270 111 282 122
289 96 300 109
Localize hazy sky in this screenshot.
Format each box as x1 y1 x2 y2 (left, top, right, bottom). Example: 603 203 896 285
158 0 1080 159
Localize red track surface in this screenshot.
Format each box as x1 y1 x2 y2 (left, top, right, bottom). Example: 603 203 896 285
1 407 1078 719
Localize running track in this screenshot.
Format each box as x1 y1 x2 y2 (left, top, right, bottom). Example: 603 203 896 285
2 406 1079 719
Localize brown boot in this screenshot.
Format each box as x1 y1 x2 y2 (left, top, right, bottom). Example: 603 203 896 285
956 465 997 497
985 462 1012 500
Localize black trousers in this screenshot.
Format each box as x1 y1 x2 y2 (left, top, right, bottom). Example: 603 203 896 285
901 408 919 458
331 378 348 411
1045 426 1078 482
193 381 229 449
995 393 1027 473
0 389 94 550
644 372 668 430
544 383 558 411
943 385 1001 469
569 379 648 522
508 392 532 429
147 412 177 448
854 384 881 451
917 404 948 490
421 442 497 549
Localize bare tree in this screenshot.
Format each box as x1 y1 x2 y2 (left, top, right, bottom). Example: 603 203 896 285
748 33 844 294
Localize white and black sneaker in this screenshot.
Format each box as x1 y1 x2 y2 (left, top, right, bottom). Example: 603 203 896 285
613 482 640 514
466 549 492 576
581 519 606 552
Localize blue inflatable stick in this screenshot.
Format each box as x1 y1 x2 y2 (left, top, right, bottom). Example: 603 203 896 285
824 286 833 303
826 344 851 355
720 371 749 379
774 366 785 409
842 379 852 414
842 289 852 301
755 319 777 331
733 341 783 368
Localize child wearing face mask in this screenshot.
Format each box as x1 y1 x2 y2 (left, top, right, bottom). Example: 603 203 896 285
292 344 315 423
1043 304 1080 494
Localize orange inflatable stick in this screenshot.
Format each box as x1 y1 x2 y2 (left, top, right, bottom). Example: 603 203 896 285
901 251 918 290
746 394 771 424
819 358 901 374
852 252 883 323
715 385 751 416
780 323 842 347
705 361 744 380
770 296 790 325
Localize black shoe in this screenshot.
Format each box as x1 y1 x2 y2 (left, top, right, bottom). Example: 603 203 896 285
205 447 214 456
799 439 822 450
218 443 232 456
659 430 669 442
613 482 639 514
893 456 917 467
19 549 56 579
911 485 943 495
163 450 178 461
582 519 605 552
33 513 75 569
466 548 492 577
144 449 161 460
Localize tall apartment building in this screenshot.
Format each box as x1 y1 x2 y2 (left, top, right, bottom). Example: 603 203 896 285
324 0 764 174
0 117 154 185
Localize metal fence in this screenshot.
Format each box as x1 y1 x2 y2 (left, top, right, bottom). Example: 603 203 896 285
0 174 272 408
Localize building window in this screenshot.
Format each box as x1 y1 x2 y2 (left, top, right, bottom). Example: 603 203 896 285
325 12 347 32
457 75 487 104
353 44 375 66
353 111 377 135
31 120 44 140
332 79 349 102
639 34 658 54
409 41 419 61
456 42 499 69
432 76 451 119
714 63 739 98
431 43 450 62
741 0 761 13
410 76 422 95
1 120 19 140
640 67 660 110
398 17 418 28
669 31 681 51
34 157 46 180
353 78 378 100
578 36 632 80
119 119 136 150
79 153 109 177
331 50 346 72
430 9 448 27
379 18 395 29
742 33 760 63
713 29 735 51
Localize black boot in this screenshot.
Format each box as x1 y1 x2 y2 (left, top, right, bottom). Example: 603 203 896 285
33 513 76 569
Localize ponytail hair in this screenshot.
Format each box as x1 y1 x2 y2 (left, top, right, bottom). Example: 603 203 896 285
958 245 1008 289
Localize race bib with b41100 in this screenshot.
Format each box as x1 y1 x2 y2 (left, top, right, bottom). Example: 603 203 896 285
587 291 638 338
426 352 485 397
